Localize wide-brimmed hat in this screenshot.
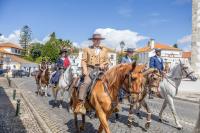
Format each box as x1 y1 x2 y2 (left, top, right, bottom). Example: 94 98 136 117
124 48 135 53
155 48 161 52
88 34 105 40
59 48 68 54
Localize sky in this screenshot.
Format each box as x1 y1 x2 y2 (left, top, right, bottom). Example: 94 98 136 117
0 0 192 50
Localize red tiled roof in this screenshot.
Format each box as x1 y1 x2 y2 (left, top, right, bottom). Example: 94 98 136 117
182 52 191 58
136 43 181 53
0 42 23 49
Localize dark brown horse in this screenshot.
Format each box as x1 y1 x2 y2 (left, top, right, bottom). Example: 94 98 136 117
35 66 49 96
70 62 151 133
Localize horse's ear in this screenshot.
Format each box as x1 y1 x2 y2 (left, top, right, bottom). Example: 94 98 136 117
131 62 136 71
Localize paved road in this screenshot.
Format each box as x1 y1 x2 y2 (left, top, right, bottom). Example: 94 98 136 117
12 77 199 133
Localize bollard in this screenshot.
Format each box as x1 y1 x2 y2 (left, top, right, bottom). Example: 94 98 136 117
13 89 16 100
15 99 21 116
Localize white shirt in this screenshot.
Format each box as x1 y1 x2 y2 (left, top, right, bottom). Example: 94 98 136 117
95 47 101 55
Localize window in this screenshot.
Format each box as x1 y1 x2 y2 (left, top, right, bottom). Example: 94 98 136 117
15 49 18 53
110 55 114 59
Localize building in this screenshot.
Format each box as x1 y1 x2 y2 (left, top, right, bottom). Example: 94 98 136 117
182 51 191 64
191 0 200 77
0 42 38 73
136 39 182 67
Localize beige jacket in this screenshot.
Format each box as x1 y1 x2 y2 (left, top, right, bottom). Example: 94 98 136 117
81 45 109 75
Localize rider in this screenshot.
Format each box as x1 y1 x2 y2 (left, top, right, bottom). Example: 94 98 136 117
51 48 71 87
74 33 109 115
36 58 48 84
149 48 164 98
121 48 136 63
120 48 135 102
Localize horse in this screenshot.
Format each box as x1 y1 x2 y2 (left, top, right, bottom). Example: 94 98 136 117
51 66 74 108
69 62 152 133
35 67 49 96
128 60 198 130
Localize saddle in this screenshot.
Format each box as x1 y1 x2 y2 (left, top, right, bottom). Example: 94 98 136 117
74 69 104 99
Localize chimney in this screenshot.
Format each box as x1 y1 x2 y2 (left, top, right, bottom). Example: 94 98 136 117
149 39 155 49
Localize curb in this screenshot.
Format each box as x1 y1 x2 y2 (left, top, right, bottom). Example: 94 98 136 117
174 96 199 104
11 79 52 133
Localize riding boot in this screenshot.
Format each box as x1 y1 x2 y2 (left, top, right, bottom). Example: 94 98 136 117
74 100 86 115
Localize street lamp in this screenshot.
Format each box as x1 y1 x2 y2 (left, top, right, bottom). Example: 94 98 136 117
120 41 125 54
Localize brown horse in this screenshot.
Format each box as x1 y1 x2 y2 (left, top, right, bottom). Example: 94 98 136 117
70 62 150 133
35 67 49 96
126 68 159 129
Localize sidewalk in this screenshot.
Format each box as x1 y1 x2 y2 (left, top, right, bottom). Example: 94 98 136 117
175 79 200 103
0 77 42 133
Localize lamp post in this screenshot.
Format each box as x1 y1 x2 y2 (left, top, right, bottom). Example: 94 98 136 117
120 41 125 55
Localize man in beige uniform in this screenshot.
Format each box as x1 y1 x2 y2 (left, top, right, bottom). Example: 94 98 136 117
74 34 109 115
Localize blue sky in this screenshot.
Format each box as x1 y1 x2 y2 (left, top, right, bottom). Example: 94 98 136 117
0 0 192 50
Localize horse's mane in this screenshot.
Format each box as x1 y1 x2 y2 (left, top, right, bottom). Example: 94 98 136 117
102 63 145 88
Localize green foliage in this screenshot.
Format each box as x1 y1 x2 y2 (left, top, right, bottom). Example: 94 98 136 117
173 43 178 48
22 32 77 63
19 25 32 55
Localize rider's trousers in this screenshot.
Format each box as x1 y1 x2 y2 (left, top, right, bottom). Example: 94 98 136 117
78 67 93 101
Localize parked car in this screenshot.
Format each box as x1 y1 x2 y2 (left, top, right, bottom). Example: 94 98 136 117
12 70 29 78
31 70 39 76
0 69 8 76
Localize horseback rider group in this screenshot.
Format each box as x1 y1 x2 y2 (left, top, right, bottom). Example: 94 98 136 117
37 33 165 115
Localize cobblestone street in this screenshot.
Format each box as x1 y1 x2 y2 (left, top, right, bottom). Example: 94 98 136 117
0 78 42 133
10 77 199 133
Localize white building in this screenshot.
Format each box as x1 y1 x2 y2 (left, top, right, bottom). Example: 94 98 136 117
136 39 183 67
0 42 38 73
108 52 117 68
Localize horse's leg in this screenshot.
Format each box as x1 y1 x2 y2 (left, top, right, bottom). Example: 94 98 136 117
44 85 48 97
95 106 111 133
80 114 85 131
59 88 64 109
167 95 183 129
98 111 112 133
141 100 151 129
74 114 80 133
136 102 142 118
159 99 167 122
127 103 134 127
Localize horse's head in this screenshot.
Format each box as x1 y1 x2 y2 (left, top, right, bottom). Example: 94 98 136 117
178 60 198 81
122 63 146 94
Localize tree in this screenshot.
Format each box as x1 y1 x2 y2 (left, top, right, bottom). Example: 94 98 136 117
19 25 32 55
173 43 178 48
41 32 73 62
30 43 43 61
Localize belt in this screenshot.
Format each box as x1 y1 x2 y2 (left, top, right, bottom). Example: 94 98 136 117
87 64 100 69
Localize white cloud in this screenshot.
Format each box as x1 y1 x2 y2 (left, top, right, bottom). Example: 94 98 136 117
79 28 148 50
177 34 192 51
31 35 50 44
0 30 20 45
0 29 50 45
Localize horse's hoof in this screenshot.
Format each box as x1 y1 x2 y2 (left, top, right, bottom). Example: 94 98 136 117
177 126 183 130
159 118 163 123
127 121 132 128
80 124 85 131
145 122 150 129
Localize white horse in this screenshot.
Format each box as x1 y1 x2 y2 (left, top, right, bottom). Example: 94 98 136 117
155 60 198 129
51 66 74 108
